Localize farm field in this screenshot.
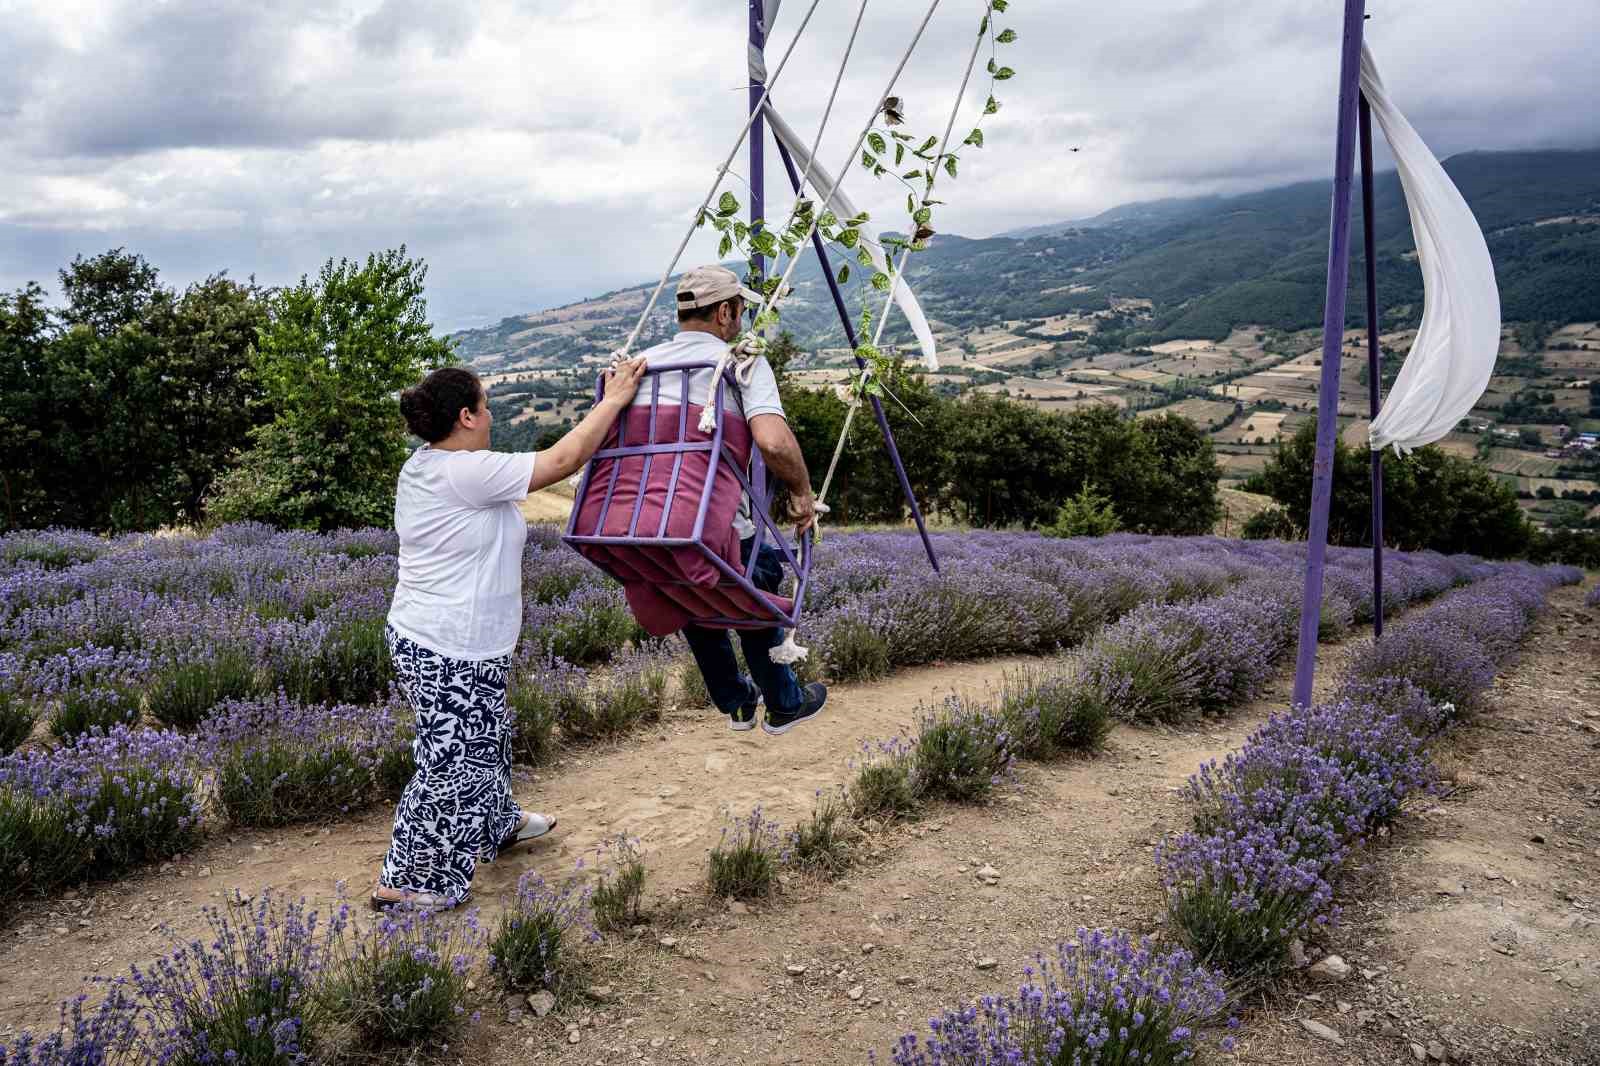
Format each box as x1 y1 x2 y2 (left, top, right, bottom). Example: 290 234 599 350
0 524 1592 1064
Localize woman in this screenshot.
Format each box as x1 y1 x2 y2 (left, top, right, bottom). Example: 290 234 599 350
372 358 646 908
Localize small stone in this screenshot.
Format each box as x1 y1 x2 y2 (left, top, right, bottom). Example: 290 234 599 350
1336 1001 1352 1014
197 866 212 877
847 985 864 1001
975 957 998 971
1410 1044 1429 1063
786 964 807 976
1360 968 1380 980
527 990 556 1017
1289 938 1310 968
896 975 917 987
1298 1018 1344 1046
1356 1010 1377 1027
976 864 1000 884
567 1030 581 1045
52 926 69 936
1308 955 1352 982
728 901 750 916
586 985 617 1004
658 936 678 949
1435 879 1465 897
861 942 876 955
1427 1043 1447 1062
1530 833 1547 844
650 1037 665 1049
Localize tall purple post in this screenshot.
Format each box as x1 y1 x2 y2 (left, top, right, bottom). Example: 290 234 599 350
1292 0 1367 709
1359 93 1385 638
746 0 770 525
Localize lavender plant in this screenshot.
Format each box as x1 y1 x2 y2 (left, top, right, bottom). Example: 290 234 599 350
787 788 856 878
487 870 598 992
527 585 639 666
848 736 921 821
0 657 37 754
590 836 648 933
146 643 258 730
318 903 483 1049
33 646 150 741
559 649 667 741
912 695 1016 803
708 807 784 900
507 654 585 764
0 990 139 1065
882 928 1231 1066
997 667 1110 759
113 891 348 1065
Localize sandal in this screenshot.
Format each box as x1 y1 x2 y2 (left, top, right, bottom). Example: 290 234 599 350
497 812 557 854
368 888 468 911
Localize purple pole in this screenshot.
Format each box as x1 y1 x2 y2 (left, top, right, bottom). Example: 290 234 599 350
1360 93 1385 638
772 137 941 571
1292 0 1367 709
746 0 771 540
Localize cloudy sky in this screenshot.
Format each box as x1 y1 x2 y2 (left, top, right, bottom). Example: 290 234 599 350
2 0 1596 332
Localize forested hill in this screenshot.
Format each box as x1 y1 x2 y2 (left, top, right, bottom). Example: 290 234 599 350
454 147 1600 370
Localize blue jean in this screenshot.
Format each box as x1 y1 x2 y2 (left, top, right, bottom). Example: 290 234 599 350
682 538 804 715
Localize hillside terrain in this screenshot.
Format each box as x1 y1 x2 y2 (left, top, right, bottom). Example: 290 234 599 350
458 149 1600 525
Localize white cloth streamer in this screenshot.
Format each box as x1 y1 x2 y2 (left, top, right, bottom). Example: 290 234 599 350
1362 43 1501 454
763 102 940 370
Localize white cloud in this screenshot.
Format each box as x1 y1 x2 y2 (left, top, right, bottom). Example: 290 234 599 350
0 0 1596 329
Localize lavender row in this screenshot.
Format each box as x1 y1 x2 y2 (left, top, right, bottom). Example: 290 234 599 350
1158 563 1578 993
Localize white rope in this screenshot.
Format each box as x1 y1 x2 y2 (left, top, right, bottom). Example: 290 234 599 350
697 0 945 434
815 2 986 494
615 0 825 360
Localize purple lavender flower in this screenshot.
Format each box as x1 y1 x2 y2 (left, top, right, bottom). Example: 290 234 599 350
488 869 597 991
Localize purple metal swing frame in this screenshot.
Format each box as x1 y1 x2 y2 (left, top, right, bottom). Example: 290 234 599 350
562 0 940 635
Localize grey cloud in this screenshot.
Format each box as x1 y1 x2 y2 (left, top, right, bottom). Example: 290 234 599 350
355 0 478 57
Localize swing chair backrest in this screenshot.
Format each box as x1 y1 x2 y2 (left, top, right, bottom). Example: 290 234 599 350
563 360 809 636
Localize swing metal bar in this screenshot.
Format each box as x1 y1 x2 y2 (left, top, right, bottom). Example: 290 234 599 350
1292 0 1367 709
1360 91 1386 639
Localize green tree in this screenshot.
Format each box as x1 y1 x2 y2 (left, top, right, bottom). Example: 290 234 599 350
1048 482 1120 538
0 283 53 528
208 248 456 530
1136 412 1225 534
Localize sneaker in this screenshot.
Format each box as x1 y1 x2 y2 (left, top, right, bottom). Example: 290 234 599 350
729 679 760 732
763 683 828 736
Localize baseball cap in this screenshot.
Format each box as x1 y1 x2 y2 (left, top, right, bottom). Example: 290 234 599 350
676 265 763 311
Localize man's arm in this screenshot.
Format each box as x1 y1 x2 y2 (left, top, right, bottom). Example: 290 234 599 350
749 413 818 534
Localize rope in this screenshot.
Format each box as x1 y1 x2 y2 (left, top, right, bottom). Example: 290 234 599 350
816 3 986 508
614 0 826 360
696 0 944 434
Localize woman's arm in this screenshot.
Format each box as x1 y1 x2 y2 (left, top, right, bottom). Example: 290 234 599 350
528 358 648 492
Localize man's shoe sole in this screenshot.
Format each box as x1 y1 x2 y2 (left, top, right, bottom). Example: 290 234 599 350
762 710 820 735
730 715 757 732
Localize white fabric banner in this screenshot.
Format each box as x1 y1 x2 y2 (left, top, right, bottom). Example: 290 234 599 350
763 102 940 369
1361 43 1501 454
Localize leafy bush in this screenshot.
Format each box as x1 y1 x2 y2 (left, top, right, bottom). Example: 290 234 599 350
885 928 1232 1065
1047 483 1121 538
32 645 150 742
998 668 1111 759
488 871 596 992
591 837 647 933
847 737 920 821
530 587 638 666
675 656 712 709
1241 504 1301 541
0 680 38 755
708 808 783 900
912 696 1016 803
815 613 892 683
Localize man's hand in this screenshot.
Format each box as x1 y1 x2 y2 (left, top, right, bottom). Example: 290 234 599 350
600 357 648 409
787 488 818 536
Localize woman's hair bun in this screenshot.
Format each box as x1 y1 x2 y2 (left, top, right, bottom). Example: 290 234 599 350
400 367 482 444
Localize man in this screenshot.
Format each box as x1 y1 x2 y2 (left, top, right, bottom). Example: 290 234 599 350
632 264 828 736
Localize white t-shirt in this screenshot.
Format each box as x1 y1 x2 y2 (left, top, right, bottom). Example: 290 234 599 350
387 446 537 661
634 331 786 539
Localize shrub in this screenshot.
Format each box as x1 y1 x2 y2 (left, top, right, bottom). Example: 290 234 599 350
200 695 391 827
530 587 637 666
1341 620 1496 718
1047 483 1120 539
560 651 666 741
708 808 783 900
1241 504 1301 541
507 656 585 764
815 613 892 682
885 928 1231 1065
675 657 712 709
488 871 597 992
318 617 393 706
998 668 1111 759
848 737 920 821
116 891 347 1065
0 787 92 900
319 903 483 1049
32 645 151 742
146 645 258 729
0 530 104 571
912 696 1015 803
787 789 855 878
0 688 38 755
591 837 647 933
373 710 417 798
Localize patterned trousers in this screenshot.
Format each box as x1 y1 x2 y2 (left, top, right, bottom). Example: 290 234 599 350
381 625 522 901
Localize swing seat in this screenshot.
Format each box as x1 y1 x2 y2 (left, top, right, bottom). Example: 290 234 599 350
563 361 811 638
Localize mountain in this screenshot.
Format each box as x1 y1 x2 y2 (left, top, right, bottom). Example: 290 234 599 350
453 148 1600 375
